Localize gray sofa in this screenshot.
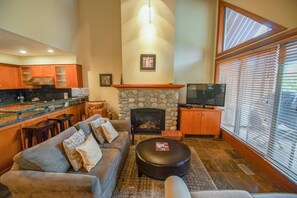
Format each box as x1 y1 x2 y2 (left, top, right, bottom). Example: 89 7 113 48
165 176 297 198
0 114 131 198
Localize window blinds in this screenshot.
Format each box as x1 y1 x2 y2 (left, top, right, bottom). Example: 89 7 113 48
218 59 240 133
268 40 297 182
217 39 297 183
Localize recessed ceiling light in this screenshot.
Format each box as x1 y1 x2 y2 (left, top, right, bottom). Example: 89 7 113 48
19 50 27 54
48 49 54 53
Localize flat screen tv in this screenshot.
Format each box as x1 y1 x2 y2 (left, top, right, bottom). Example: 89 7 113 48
186 83 226 107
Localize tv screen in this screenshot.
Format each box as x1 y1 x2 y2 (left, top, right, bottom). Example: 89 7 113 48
186 83 226 107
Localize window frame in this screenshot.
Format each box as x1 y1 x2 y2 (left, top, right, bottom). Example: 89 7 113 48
216 0 286 56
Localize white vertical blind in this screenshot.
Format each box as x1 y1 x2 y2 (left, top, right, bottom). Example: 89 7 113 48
268 40 297 181
238 48 279 153
218 60 240 133
218 39 297 183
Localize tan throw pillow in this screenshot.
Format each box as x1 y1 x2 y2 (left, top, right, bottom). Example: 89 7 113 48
75 134 102 172
63 129 85 171
100 121 119 143
89 117 106 144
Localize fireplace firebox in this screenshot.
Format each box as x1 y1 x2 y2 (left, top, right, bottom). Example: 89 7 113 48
131 108 165 134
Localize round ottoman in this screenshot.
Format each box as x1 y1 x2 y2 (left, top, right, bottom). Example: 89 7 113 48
135 137 191 180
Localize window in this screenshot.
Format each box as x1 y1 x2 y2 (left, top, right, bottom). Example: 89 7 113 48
223 7 271 51
217 1 286 54
217 39 297 183
268 40 297 181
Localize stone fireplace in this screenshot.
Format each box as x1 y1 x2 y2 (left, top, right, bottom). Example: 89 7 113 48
113 84 184 131
131 108 165 133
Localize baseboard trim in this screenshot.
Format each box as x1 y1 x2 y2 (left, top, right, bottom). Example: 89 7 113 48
221 129 297 192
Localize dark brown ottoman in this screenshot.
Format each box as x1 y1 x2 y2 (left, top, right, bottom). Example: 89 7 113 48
135 137 191 180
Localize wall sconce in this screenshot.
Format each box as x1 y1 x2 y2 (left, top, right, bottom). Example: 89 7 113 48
148 0 152 24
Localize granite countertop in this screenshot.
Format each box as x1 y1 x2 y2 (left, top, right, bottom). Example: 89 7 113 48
0 98 81 128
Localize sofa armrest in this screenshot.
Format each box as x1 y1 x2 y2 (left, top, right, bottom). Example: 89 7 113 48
110 120 131 134
1 170 102 197
165 176 191 198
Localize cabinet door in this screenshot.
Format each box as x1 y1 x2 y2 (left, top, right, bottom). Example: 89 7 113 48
55 66 67 88
42 66 54 77
30 66 43 77
200 111 221 135
20 66 33 88
0 124 22 175
0 65 21 89
180 110 201 134
66 65 78 88
31 66 54 77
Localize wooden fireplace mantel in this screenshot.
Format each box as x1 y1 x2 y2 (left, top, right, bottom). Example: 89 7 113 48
112 84 185 90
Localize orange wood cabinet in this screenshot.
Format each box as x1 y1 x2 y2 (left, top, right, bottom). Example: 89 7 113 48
0 64 21 89
54 64 83 88
0 104 84 175
0 124 22 175
179 107 222 138
31 65 55 77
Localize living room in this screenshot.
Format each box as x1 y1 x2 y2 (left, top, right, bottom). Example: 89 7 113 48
0 0 297 197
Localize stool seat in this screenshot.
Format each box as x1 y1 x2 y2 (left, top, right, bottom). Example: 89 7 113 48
23 120 58 148
48 114 74 132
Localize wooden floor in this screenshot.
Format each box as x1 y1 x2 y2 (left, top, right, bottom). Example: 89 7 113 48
134 134 284 193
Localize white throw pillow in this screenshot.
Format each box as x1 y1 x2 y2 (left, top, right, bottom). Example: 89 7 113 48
89 117 106 144
75 134 102 172
63 129 85 171
100 121 119 143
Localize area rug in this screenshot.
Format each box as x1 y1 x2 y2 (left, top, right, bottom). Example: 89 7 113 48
113 146 217 197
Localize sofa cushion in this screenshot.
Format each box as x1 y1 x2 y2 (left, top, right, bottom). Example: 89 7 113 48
100 121 119 143
67 148 121 193
84 114 102 122
74 114 103 137
100 132 130 154
89 117 106 144
190 190 253 198
63 129 85 171
14 126 77 172
76 134 103 172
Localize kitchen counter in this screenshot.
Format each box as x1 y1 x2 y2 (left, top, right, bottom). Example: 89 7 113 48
0 98 81 127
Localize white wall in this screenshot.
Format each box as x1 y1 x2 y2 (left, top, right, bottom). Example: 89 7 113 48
174 0 217 103
0 54 21 65
0 0 79 53
224 0 297 29
77 0 122 118
121 0 175 84
21 56 76 65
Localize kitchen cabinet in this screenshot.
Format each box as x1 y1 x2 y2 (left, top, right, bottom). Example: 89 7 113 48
179 107 222 138
55 64 83 88
31 65 54 77
20 66 32 88
0 64 21 90
0 124 22 175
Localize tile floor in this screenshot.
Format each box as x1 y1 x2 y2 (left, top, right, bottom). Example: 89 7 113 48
134 133 284 193
0 133 285 197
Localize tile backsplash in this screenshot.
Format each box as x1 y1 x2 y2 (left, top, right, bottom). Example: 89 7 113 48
0 86 71 104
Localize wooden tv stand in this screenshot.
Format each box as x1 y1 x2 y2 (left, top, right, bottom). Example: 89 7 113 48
179 107 222 138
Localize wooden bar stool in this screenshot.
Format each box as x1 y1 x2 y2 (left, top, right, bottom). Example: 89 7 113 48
48 114 74 133
22 120 58 148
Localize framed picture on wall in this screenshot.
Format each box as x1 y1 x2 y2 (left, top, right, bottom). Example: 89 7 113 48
99 74 112 87
140 54 156 71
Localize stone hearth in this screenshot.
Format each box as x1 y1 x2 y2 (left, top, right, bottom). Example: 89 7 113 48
118 89 179 130
113 84 184 131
